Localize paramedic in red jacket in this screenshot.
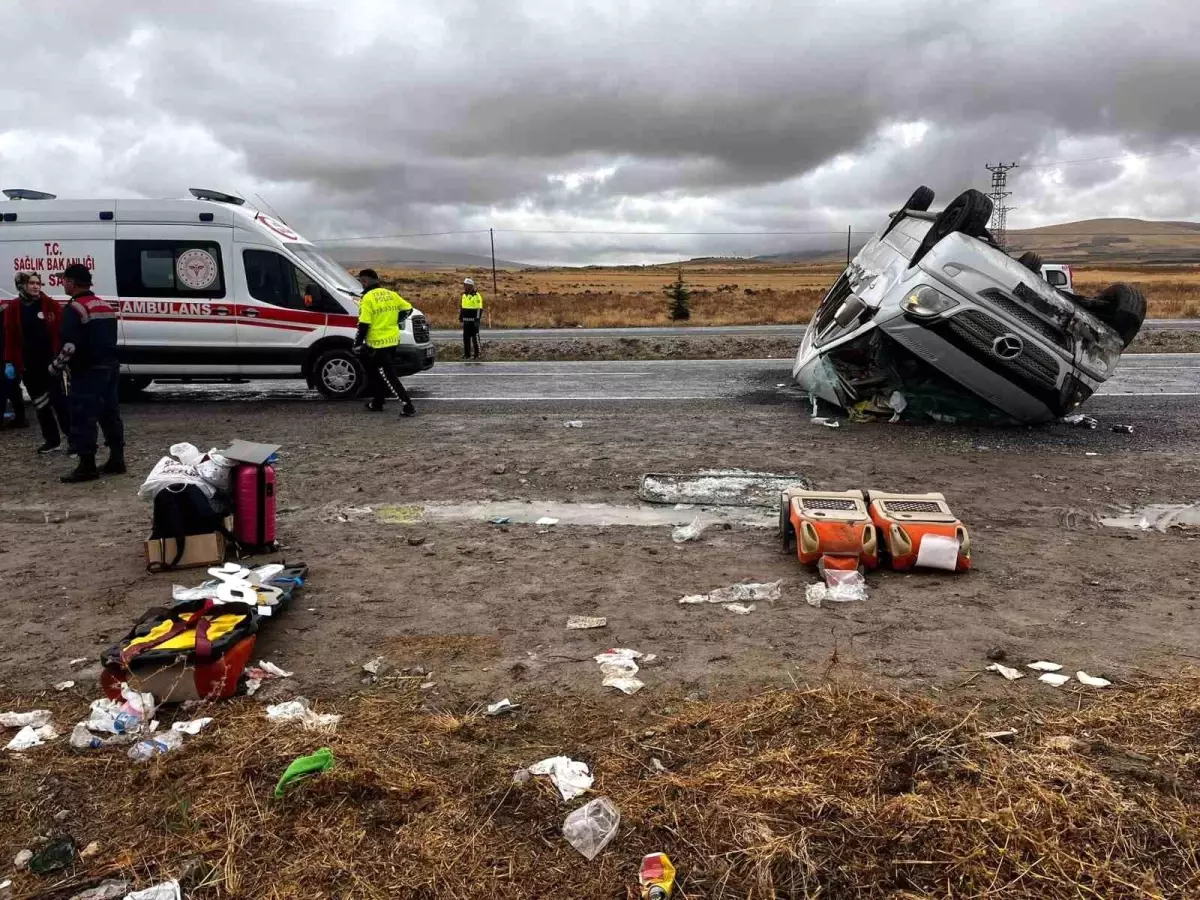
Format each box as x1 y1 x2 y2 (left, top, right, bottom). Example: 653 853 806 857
3 272 71 452
50 263 125 483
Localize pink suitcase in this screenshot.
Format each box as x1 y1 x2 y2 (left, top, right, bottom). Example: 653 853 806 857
233 464 276 550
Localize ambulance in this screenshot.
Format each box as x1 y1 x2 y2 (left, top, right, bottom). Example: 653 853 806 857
0 188 436 399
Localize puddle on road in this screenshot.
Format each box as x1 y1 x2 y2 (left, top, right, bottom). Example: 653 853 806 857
1100 503 1200 531
369 500 774 528
639 470 809 508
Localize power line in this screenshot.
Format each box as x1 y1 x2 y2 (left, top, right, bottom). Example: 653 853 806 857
1021 146 1198 169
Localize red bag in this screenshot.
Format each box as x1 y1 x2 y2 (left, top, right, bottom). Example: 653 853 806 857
233 464 276 550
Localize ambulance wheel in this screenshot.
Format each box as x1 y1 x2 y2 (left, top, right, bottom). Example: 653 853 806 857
315 348 366 399
119 376 153 401
779 495 796 554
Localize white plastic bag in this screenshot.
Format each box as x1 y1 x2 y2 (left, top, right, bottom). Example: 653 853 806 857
671 518 706 543
563 797 621 860
528 756 594 800
197 450 236 492
138 457 215 501
169 443 203 467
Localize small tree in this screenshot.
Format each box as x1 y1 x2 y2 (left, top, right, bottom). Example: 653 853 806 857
665 268 691 321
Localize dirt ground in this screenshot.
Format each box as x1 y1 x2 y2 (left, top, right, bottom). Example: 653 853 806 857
1 379 1198 713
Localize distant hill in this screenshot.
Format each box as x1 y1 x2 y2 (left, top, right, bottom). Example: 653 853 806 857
759 218 1200 266
324 245 530 271
1005 218 1200 264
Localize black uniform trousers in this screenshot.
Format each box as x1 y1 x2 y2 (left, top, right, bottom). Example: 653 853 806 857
462 320 481 359
68 363 124 457
366 347 413 407
23 362 70 446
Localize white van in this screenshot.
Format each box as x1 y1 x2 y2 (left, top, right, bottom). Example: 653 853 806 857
0 188 435 398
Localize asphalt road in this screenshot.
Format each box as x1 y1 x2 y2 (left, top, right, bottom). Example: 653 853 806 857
144 353 1200 403
430 320 1200 342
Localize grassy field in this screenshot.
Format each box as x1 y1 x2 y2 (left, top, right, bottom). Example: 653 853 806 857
379 262 1200 329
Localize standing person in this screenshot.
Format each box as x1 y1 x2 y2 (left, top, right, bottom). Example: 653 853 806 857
459 277 484 360
51 263 125 483
354 269 416 417
0 294 29 430
4 272 70 452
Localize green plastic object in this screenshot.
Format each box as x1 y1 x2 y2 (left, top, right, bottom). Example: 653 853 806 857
274 747 335 799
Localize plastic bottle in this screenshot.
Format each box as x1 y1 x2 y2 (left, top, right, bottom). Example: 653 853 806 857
128 731 183 762
639 852 676 899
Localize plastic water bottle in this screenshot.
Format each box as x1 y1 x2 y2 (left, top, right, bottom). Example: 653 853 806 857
127 731 183 762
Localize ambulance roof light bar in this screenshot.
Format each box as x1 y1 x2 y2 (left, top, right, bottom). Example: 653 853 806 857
188 188 246 206
3 189 57 200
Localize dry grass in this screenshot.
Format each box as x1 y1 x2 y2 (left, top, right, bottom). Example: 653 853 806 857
381 262 1200 329
4 676 1200 899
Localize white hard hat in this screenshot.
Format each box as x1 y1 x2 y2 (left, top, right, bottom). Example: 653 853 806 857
464 277 475 286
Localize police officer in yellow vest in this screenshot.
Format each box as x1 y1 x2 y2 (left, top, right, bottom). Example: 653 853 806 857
354 269 416 417
459 277 484 360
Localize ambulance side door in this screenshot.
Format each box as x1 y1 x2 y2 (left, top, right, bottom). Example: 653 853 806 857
236 246 338 375
114 230 238 374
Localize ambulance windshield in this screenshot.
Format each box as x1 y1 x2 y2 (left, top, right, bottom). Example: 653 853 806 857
291 246 362 297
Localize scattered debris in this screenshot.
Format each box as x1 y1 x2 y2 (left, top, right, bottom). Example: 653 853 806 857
492 464 507 475
985 647 1008 662
986 663 1025 681
639 852 677 899
68 879 130 900
805 584 826 608
535 517 559 527
362 657 387 677
126 881 181 900
679 580 782 605
266 698 342 732
821 569 868 602
6 724 58 751
55 680 76 692
650 758 667 774
29 837 76 875
171 718 214 736
566 615 608 630
1077 671 1112 688
245 660 293 697
640 470 809 509
0 879 11 900
489 516 512 525
595 648 650 695
68 657 90 669
1100 503 1200 531
563 797 621 860
1111 424 1135 434
80 841 102 860
1085 452 1099 457
128 731 184 762
670 518 706 543
564 420 584 428
407 535 427 547
724 603 755 615
1027 661 1063 672
13 850 32 870
86 687 155 735
1062 414 1099 429
485 699 518 716
811 417 840 428
275 747 335 799
0 709 52 729
527 756 594 801
1039 672 1072 687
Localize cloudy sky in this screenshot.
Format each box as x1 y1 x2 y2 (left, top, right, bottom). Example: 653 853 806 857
1 0 1198 265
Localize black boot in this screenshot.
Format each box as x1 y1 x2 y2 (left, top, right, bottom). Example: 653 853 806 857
61 454 100 483
102 450 126 475
400 402 416 417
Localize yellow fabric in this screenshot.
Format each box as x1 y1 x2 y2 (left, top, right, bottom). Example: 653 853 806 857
460 292 484 310
125 613 248 653
358 286 413 349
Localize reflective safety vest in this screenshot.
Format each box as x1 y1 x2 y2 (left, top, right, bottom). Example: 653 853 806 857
461 292 484 311
358 286 412 349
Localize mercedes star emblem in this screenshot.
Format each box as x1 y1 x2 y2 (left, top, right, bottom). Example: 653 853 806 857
991 333 1024 360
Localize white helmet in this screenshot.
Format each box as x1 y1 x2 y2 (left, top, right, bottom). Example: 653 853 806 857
464 277 475 287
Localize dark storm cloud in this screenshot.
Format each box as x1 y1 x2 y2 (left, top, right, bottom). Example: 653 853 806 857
1 0 1198 263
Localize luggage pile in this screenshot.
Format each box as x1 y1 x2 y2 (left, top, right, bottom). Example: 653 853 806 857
100 562 309 703
140 439 280 572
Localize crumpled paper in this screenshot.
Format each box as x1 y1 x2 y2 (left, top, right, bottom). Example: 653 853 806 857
679 580 782 605
527 756 594 800
266 698 341 732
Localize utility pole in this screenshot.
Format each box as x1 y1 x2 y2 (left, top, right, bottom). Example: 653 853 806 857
846 225 852 266
985 163 1018 248
489 227 497 329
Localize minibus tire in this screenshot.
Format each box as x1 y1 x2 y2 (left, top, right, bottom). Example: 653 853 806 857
315 348 367 399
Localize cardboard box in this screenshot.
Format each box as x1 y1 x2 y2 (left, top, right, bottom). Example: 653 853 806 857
145 517 233 570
